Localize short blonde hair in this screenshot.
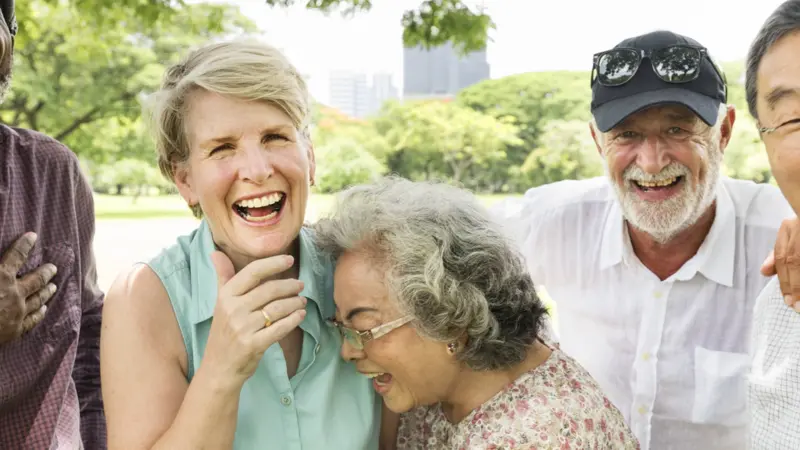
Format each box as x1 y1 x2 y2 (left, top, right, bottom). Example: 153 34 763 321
146 39 311 217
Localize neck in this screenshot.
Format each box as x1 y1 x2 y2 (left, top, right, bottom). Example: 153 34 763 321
627 202 716 280
227 238 302 280
440 341 552 423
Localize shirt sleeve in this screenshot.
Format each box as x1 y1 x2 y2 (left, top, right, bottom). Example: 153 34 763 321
69 156 106 449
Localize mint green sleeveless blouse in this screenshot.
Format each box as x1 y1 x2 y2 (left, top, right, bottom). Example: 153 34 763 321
146 220 381 449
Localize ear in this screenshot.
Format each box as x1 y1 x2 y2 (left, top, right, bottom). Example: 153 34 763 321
173 163 199 209
717 104 737 154
589 121 605 158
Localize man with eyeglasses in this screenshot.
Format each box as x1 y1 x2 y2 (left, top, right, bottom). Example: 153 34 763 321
745 1 800 449
0 0 106 448
495 30 794 449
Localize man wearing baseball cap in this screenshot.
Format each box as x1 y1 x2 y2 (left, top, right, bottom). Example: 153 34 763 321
495 30 793 449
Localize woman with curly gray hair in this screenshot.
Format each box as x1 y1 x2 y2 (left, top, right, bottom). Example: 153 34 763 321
314 177 639 449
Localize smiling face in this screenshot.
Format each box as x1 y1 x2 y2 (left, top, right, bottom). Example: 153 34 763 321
333 251 461 414
592 104 734 243
756 30 800 215
175 90 315 269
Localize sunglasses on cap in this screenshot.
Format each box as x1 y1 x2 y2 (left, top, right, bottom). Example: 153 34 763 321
591 45 726 89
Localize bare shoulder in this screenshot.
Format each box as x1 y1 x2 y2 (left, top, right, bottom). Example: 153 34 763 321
103 263 185 365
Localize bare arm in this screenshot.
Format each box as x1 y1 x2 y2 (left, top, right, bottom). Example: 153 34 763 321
101 252 306 450
101 265 240 450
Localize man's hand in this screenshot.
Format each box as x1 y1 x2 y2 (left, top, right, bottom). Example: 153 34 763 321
762 217 800 311
0 232 58 344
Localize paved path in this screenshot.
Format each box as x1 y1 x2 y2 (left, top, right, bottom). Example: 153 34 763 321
94 218 199 293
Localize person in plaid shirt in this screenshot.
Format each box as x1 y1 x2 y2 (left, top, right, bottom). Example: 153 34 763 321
0 0 106 448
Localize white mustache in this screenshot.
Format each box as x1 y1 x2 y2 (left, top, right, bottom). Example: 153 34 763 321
623 163 689 183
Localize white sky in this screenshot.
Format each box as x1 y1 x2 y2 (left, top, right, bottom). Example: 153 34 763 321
220 0 787 103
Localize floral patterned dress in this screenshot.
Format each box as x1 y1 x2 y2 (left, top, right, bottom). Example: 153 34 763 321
397 349 639 449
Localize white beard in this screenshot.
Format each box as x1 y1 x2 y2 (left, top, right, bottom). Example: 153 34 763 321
605 141 723 245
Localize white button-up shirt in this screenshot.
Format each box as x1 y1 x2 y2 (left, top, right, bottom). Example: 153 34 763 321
748 278 800 449
494 176 792 450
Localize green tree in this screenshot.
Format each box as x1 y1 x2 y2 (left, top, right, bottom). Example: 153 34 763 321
723 113 772 183
2 0 254 164
264 0 492 53
314 138 387 193
457 71 592 190
312 103 391 163
374 100 521 185
518 119 603 187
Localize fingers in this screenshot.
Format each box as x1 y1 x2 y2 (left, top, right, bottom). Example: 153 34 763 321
785 228 800 310
24 283 57 315
17 263 57 299
224 255 295 296
775 220 791 305
246 296 307 331
242 278 304 312
761 250 776 277
21 305 47 333
0 232 37 272
252 309 307 350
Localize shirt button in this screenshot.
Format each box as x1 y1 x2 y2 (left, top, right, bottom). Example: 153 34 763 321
280 395 292 406
642 352 651 361
653 291 663 299
638 406 647 415
315 344 321 354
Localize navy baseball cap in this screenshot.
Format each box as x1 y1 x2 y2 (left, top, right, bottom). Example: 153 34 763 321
591 30 727 132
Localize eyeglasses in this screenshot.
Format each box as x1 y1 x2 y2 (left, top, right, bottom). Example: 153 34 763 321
592 45 726 93
327 315 413 350
759 118 800 136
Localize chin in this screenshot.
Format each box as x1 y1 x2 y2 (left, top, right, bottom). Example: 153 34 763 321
383 396 416 414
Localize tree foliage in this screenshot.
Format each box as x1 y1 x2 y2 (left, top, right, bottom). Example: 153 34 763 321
263 0 493 53
3 0 254 167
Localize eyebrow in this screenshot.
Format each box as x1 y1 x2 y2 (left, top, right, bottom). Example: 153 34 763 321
345 307 380 322
198 124 295 149
765 86 800 111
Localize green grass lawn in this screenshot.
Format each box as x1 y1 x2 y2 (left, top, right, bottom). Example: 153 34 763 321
94 192 521 220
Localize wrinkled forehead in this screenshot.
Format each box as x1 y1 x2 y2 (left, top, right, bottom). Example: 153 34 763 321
757 31 800 118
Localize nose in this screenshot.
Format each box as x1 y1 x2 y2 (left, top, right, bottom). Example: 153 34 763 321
237 141 274 183
635 135 671 174
340 338 365 362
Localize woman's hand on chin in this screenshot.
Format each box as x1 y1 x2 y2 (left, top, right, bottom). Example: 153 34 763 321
201 250 307 388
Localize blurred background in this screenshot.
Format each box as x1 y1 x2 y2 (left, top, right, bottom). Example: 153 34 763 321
5 0 786 290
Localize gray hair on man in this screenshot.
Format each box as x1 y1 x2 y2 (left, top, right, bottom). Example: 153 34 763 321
313 176 549 371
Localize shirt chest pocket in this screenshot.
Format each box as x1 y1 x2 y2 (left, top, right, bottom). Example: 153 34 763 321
18 242 81 344
692 346 750 427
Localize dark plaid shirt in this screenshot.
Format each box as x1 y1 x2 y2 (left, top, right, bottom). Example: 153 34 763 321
0 125 105 449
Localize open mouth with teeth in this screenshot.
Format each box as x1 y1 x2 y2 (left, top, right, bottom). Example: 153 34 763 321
632 175 684 192
363 372 393 392
233 192 286 222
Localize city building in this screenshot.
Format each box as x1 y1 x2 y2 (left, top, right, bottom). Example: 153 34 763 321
402 42 490 99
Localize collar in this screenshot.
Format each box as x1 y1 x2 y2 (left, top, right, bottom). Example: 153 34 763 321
599 180 736 287
189 221 332 327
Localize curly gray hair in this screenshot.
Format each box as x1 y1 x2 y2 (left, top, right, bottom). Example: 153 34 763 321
313 176 548 371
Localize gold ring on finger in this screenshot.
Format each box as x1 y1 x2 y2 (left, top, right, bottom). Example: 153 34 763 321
261 308 273 328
